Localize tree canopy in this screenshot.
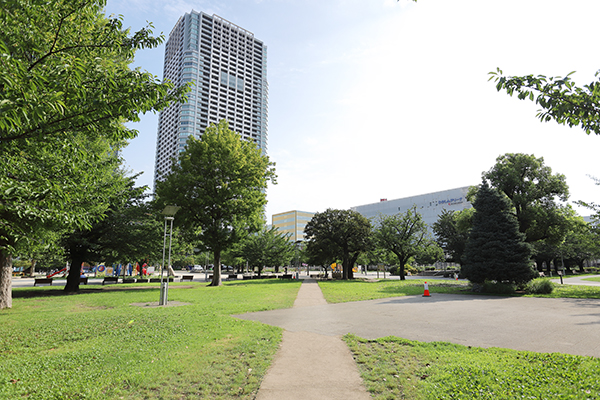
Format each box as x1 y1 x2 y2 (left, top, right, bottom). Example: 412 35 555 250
154 120 276 286
0 0 187 309
304 209 372 280
61 174 163 292
483 153 570 244
432 208 473 263
490 68 600 136
241 227 294 277
373 206 439 280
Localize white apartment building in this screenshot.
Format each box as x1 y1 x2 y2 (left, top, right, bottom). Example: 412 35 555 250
154 11 268 186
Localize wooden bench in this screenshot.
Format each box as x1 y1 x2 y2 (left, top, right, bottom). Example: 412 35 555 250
280 274 293 279
80 277 88 285
102 277 119 285
34 278 53 286
227 274 237 280
181 275 194 282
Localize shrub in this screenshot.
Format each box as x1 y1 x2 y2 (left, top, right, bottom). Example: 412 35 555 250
525 278 554 294
390 265 419 276
473 281 516 294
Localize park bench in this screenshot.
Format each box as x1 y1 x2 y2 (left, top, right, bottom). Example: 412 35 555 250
181 275 194 282
34 278 53 286
80 277 88 285
102 277 119 285
227 274 238 280
280 274 293 279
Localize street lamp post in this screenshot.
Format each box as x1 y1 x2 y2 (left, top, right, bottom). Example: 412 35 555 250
160 205 180 306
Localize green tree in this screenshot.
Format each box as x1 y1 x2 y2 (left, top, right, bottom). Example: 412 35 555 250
558 217 600 273
413 240 445 265
484 153 571 244
241 227 294 277
462 182 535 285
0 0 186 309
373 206 435 280
61 175 163 292
154 120 276 287
432 208 473 263
490 68 600 135
168 233 198 269
304 209 372 280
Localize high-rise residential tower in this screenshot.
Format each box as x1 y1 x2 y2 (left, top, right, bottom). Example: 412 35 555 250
154 11 268 186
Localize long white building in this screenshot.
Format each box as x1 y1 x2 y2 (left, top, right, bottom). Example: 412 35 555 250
154 11 268 186
351 186 473 227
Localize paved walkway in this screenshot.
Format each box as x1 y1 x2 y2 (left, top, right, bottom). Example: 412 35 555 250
550 274 600 286
237 279 600 360
253 279 371 400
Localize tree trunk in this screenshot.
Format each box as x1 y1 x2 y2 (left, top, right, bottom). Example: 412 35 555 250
64 254 84 293
209 250 222 286
0 249 12 309
395 253 407 280
29 259 36 277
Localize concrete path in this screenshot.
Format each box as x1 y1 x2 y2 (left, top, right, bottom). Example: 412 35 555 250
237 286 600 359
253 279 371 400
550 274 600 287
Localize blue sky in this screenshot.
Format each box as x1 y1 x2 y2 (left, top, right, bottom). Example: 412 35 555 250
105 0 600 221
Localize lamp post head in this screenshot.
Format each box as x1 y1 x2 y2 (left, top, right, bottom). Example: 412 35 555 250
162 205 180 217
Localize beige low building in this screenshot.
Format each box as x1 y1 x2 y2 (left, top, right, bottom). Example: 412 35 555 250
272 210 315 241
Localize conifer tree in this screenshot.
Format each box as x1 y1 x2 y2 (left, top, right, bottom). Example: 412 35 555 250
462 182 535 285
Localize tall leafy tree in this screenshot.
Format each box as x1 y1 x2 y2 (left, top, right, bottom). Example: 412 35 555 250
0 0 187 309
373 206 436 280
462 182 535 285
61 175 163 292
154 120 276 287
304 209 372 280
241 227 294 277
484 153 571 244
432 208 473 263
557 217 600 273
490 69 600 135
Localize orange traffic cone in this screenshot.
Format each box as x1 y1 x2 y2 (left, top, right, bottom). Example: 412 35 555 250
423 281 431 297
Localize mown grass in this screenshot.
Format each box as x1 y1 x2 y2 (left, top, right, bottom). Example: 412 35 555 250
318 279 469 303
318 278 600 303
582 276 600 282
0 280 301 400
345 334 600 400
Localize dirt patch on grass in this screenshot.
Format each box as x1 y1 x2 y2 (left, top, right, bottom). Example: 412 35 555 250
130 301 192 308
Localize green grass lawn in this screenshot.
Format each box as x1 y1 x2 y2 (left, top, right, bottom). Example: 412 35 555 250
582 276 600 282
4 278 600 399
318 278 600 303
0 280 301 400
321 279 600 399
318 279 470 303
345 334 600 400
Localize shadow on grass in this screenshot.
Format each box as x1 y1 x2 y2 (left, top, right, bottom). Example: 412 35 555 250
12 285 180 299
226 278 302 287
11 278 299 299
